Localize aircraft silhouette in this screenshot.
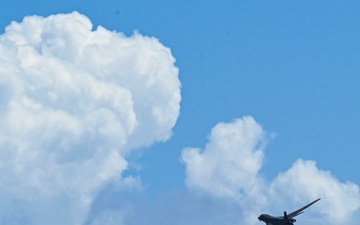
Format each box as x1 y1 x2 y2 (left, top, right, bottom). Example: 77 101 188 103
258 198 320 225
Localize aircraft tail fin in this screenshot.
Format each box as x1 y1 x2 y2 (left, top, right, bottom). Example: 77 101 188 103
284 211 289 220
284 211 296 224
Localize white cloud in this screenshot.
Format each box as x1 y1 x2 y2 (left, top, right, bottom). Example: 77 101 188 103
0 12 180 224
182 117 360 225
181 116 268 199
1 11 358 225
271 159 360 224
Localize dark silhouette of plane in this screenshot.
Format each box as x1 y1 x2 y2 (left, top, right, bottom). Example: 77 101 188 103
258 198 320 225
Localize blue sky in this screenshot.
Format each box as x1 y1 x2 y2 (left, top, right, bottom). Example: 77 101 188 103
0 1 360 224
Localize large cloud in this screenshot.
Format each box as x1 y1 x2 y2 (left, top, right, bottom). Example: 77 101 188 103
0 12 180 224
181 116 360 225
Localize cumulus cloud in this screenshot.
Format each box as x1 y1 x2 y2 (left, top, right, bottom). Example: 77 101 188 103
181 116 268 199
181 116 360 225
1 11 358 225
271 159 360 224
0 12 180 224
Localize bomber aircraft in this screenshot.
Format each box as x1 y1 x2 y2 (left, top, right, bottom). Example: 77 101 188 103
258 198 320 225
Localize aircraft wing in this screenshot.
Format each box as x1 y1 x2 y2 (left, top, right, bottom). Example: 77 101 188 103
287 198 321 219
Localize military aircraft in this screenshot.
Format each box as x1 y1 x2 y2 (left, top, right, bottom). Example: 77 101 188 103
258 198 320 225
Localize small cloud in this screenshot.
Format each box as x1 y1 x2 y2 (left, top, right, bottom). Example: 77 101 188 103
271 159 360 224
181 116 268 200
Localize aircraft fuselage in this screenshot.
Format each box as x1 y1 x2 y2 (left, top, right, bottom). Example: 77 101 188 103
258 214 294 225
